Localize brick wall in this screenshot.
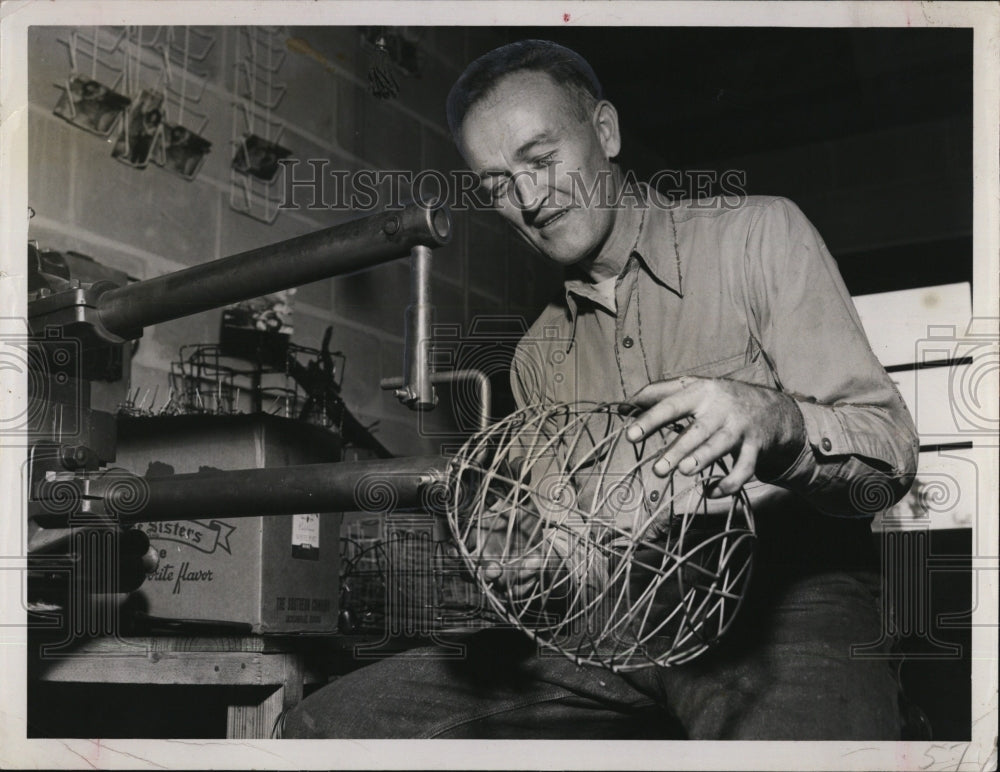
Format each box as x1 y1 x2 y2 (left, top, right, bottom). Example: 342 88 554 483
27 25 563 456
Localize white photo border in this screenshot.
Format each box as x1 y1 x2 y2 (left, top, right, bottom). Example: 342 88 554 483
1 2 997 769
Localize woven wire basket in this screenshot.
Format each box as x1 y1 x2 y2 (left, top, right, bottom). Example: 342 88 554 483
445 401 756 672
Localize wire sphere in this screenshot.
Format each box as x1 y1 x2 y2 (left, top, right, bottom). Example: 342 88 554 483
445 401 756 672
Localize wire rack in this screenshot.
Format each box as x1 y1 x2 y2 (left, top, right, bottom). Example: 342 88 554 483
339 515 500 636
125 342 345 422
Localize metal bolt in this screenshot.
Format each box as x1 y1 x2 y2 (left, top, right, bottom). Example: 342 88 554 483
383 215 400 235
61 445 90 470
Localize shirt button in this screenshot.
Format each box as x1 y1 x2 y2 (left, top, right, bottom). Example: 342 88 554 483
649 490 660 503
622 336 634 348
821 437 832 452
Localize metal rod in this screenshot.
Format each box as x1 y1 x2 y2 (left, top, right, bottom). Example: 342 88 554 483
96 203 451 337
396 244 437 410
106 456 448 524
381 369 492 432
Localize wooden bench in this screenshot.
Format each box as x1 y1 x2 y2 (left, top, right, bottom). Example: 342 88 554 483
32 634 322 738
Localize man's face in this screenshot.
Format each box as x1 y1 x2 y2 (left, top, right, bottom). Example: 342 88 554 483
457 70 621 268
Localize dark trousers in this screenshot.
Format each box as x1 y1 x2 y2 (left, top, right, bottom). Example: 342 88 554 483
284 560 904 740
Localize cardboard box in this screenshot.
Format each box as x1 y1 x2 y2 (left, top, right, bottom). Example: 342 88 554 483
116 414 342 633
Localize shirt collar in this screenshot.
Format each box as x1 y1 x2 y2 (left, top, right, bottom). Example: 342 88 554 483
563 183 683 320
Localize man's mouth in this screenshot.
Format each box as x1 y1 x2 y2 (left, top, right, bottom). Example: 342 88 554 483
535 209 569 230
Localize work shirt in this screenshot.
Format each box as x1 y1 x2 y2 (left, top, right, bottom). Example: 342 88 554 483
510 193 918 521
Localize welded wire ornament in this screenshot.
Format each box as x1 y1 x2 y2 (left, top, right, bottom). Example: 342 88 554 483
445 401 756 672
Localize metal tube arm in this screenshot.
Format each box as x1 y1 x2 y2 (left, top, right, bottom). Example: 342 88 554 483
95 203 451 339
117 456 445 524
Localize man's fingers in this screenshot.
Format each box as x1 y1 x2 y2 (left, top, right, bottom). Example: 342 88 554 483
478 560 503 583
676 425 740 476
629 377 694 407
626 386 702 443
478 554 553 597
473 535 572 597
650 417 725 476
510 552 575 599
708 444 759 498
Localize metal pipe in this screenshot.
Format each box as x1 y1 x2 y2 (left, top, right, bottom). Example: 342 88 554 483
393 244 437 410
105 456 448 524
432 369 492 432
381 369 492 432
96 203 451 338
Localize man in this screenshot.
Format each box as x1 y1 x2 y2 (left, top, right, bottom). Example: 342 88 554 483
285 39 918 740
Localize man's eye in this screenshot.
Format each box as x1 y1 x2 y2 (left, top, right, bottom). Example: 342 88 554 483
532 153 556 169
478 177 507 197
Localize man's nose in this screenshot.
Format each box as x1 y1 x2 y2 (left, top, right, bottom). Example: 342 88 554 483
510 171 546 214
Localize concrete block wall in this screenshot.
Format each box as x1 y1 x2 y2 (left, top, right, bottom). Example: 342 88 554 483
27 25 563 456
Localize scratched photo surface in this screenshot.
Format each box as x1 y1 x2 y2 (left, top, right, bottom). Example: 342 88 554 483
1 3 997 770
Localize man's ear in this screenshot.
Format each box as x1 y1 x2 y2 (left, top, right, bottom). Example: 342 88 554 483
593 100 621 159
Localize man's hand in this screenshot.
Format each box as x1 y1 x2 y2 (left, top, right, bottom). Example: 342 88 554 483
463 505 582 602
625 376 807 497
467 510 543 598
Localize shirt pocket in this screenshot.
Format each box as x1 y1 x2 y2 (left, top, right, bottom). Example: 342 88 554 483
662 345 776 389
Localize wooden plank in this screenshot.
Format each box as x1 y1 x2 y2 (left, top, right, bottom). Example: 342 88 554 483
37 650 297 686
280 654 304 709
39 636 155 656
852 283 971 368
148 636 267 653
35 634 309 656
890 363 974 442
147 635 309 654
227 686 284 739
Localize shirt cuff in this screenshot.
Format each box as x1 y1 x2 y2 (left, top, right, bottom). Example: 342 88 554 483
760 399 843 489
